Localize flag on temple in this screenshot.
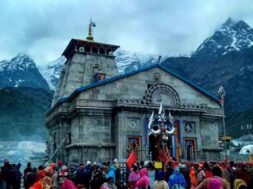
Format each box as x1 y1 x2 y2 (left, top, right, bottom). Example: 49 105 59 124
126 151 136 169
90 21 96 27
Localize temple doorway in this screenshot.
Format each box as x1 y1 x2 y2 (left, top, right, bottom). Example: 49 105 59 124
128 136 142 160
185 138 196 161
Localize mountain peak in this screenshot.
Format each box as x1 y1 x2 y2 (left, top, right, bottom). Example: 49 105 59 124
0 53 49 89
222 17 237 28
10 53 36 66
219 18 251 32
193 18 253 62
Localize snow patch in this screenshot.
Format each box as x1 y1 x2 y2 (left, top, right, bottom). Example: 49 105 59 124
239 145 253 154
38 56 65 90
17 141 46 154
0 141 46 169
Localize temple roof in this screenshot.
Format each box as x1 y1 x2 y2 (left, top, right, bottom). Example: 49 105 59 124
62 38 120 58
51 64 220 111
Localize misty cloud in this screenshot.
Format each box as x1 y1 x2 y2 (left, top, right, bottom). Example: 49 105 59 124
0 0 253 65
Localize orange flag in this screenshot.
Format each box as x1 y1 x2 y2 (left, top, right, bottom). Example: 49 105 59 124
126 151 137 169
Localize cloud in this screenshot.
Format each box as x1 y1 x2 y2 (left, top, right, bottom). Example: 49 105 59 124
0 0 253 65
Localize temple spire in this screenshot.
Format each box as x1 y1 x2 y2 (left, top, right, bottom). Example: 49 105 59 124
86 18 96 42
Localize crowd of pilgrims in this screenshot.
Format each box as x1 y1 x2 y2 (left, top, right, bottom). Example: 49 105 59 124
1 159 253 189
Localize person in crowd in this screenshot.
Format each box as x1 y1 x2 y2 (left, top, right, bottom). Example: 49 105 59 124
203 162 213 179
154 170 169 189
196 164 206 185
83 161 93 189
168 166 187 189
164 162 174 182
29 165 50 189
179 163 190 189
57 161 63 172
61 176 77 189
12 163 22 189
57 165 68 188
41 176 52 189
106 164 116 184
112 159 121 188
189 166 197 189
1 160 12 189
24 162 33 188
228 161 237 189
247 165 253 189
128 163 140 189
25 168 37 189
195 165 230 189
52 168 59 189
233 178 247 189
136 167 151 189
91 164 106 189
100 176 117 189
75 163 86 189
235 164 250 184
147 161 155 187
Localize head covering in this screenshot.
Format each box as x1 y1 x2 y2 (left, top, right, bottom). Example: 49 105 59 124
62 165 68 170
58 160 63 166
50 162 56 170
61 179 77 189
140 168 149 177
87 160 91 165
3 159 9 165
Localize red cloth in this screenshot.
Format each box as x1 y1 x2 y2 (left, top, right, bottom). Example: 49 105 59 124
126 152 137 169
36 170 45 182
29 181 42 189
204 169 213 178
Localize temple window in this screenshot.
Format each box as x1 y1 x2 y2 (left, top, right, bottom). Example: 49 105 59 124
92 47 98 54
85 46 91 52
154 73 160 81
99 48 105 55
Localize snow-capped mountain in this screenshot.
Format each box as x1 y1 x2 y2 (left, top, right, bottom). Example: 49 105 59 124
193 18 253 62
38 56 66 90
0 53 49 89
114 49 163 74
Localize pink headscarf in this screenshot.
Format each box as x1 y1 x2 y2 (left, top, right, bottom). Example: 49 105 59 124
61 179 77 189
136 168 150 188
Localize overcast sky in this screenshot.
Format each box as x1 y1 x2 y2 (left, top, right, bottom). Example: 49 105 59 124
0 0 253 65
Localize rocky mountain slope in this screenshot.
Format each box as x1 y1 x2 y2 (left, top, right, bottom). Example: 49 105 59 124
192 18 253 63
0 87 53 140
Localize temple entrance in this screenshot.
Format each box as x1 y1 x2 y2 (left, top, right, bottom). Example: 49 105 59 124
185 138 196 161
128 136 142 160
186 144 193 161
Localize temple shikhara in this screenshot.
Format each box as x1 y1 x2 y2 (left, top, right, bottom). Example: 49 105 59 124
46 21 223 164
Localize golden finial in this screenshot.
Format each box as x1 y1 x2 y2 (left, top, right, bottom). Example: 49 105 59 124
86 18 96 42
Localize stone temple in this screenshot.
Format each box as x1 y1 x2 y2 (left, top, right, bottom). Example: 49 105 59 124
46 24 223 164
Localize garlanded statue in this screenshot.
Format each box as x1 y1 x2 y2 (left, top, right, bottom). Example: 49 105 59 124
148 103 175 163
